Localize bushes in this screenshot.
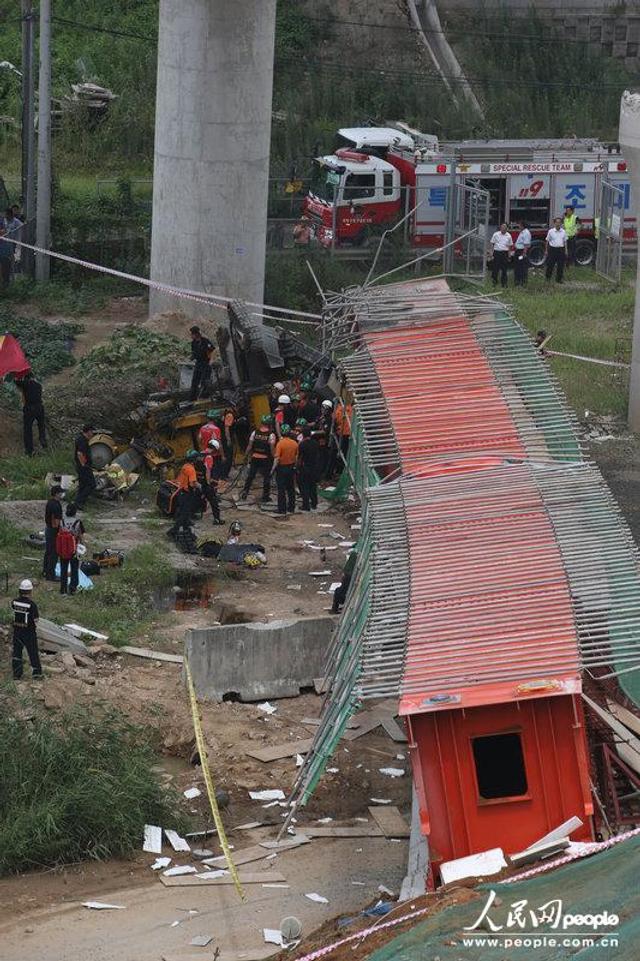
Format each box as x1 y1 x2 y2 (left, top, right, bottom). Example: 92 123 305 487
0 708 185 874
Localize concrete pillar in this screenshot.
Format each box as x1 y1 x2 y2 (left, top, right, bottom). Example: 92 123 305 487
149 0 276 318
619 92 640 431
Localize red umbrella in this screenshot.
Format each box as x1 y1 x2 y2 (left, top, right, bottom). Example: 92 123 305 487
0 333 30 379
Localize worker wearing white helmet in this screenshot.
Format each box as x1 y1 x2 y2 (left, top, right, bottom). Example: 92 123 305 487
270 381 286 414
200 437 224 525
311 398 335 478
11 578 43 680
274 393 295 440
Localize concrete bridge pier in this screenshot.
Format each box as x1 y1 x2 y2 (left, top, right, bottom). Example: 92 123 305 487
620 91 640 431
149 0 276 318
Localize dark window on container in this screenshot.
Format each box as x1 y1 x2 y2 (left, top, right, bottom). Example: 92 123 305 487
383 172 395 196
472 732 528 800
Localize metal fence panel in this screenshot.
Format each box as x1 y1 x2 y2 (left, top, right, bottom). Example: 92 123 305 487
596 180 624 284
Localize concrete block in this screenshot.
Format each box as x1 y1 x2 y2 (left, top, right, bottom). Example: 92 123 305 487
185 616 335 702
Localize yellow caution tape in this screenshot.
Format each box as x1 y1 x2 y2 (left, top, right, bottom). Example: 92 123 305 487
184 659 245 900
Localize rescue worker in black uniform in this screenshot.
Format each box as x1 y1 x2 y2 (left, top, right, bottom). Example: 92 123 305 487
74 425 96 509
11 579 43 680
16 371 48 456
189 326 214 401
241 415 276 502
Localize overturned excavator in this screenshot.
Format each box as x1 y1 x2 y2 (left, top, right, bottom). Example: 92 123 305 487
90 302 332 486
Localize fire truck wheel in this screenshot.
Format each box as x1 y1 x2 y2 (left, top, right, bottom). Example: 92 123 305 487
527 240 546 268
575 238 595 267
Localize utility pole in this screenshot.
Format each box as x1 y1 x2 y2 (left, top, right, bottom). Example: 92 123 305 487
21 0 36 276
619 92 640 431
35 0 52 283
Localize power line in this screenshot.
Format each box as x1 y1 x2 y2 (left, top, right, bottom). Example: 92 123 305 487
275 56 633 92
302 12 611 47
50 16 155 42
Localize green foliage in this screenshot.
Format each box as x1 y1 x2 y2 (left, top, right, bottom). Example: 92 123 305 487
74 326 184 383
0 449 71 502
0 309 81 378
0 708 184 874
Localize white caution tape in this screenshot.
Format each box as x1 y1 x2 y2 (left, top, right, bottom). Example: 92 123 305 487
4 234 322 322
547 349 630 370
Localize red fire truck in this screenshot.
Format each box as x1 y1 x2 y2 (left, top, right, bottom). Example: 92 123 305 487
304 127 634 265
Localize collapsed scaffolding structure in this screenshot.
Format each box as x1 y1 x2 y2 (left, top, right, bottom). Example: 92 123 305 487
285 277 640 878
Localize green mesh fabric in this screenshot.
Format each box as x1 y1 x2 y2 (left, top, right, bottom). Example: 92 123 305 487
321 412 379 501
368 836 640 961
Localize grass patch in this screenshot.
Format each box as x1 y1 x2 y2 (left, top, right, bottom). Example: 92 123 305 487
0 707 185 874
0 449 72 501
484 270 634 418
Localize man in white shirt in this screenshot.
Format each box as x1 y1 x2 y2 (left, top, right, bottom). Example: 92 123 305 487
489 223 513 288
545 217 568 283
514 221 532 287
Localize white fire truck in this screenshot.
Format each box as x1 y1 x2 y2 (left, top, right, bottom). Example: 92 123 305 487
304 126 633 265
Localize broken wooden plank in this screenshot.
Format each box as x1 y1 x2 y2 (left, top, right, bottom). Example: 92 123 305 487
203 845 272 868
160 870 286 887
162 949 279 961
368 805 410 838
302 717 360 730
259 835 310 851
342 713 384 741
380 716 407 743
120 645 183 664
245 739 313 763
607 699 640 738
300 826 383 838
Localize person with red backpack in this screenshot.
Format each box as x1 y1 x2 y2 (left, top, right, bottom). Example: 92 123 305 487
57 502 85 595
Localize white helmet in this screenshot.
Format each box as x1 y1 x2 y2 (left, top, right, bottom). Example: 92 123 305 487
19 579 33 591
278 394 291 405
322 399 333 409
208 438 221 450
273 382 285 391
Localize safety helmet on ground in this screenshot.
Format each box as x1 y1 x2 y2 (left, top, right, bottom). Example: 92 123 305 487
207 439 221 450
261 414 273 425
278 394 290 405
273 382 285 391
186 449 200 460
19 579 33 592
322 399 333 409
280 423 291 435
229 521 242 536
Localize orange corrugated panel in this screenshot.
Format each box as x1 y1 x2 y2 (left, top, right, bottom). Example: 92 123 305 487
396 468 581 715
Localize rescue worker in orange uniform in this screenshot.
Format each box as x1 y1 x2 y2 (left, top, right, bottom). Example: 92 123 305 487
168 450 201 538
334 400 353 465
272 423 298 515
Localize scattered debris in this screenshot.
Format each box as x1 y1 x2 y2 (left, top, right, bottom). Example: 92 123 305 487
190 936 213 947
295 754 304 767
162 865 197 877
63 623 109 641
379 767 405 778
184 787 202 800
249 790 286 801
368 806 410 838
370 798 392 805
509 837 570 867
305 893 329 904
256 702 277 715
192 849 214 860
440 847 507 885
308 570 332 576
82 901 126 910
302 826 383 838
120 646 183 664
161 871 286 888
286 584 302 591
165 829 191 852
263 930 284 947
259 836 310 851
143 824 163 854
151 857 172 871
